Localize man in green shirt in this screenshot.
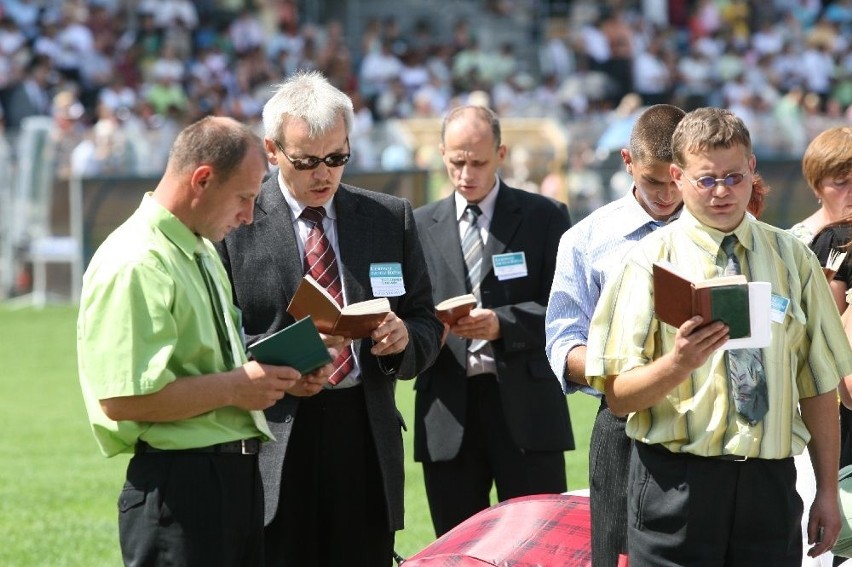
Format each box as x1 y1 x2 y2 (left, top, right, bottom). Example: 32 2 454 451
586 107 852 565
77 116 331 566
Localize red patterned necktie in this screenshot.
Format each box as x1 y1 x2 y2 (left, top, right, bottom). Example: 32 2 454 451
301 206 354 385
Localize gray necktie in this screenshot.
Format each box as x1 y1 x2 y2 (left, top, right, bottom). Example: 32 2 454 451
461 205 488 352
461 205 484 299
721 235 768 424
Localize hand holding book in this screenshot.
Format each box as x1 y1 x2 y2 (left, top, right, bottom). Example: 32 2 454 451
287 275 391 339
435 294 477 326
652 261 771 349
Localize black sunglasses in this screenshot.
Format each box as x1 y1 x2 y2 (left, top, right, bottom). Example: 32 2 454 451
274 138 351 170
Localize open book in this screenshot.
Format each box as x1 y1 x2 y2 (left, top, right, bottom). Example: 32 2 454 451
435 294 477 326
286 275 390 339
823 248 848 281
247 316 332 375
652 261 771 349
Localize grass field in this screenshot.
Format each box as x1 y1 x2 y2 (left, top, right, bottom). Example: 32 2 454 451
0 306 596 565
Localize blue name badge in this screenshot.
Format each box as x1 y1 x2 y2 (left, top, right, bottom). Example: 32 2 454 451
492 252 528 281
369 262 405 297
770 293 789 323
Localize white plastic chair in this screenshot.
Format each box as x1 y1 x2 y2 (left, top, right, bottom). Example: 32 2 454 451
8 116 82 307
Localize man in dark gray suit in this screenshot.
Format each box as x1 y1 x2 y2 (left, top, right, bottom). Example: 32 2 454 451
217 71 443 567
413 105 575 537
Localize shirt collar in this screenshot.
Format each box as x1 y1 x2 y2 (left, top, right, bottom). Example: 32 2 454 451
279 175 338 222
611 188 681 237
678 208 755 257
139 193 199 260
454 176 500 222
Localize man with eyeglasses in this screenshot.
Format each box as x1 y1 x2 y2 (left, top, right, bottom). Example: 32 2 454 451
216 71 443 567
585 107 852 565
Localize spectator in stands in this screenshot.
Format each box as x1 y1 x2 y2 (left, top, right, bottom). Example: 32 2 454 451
2 54 53 132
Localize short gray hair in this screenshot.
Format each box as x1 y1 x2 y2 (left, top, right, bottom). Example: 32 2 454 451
261 71 355 143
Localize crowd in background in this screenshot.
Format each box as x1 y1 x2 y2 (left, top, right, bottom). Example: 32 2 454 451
0 0 851 180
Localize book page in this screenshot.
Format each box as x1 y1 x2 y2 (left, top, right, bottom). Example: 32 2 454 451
341 297 391 315
436 294 477 311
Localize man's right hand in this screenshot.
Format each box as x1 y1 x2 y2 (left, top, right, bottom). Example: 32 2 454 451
671 316 729 373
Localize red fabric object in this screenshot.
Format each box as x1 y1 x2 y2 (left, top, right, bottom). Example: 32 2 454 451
301 206 353 384
404 494 592 566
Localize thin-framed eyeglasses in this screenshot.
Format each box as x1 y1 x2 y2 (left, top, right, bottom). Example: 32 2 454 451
681 171 746 191
274 138 351 170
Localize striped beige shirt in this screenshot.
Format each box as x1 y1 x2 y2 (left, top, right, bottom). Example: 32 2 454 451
586 209 852 459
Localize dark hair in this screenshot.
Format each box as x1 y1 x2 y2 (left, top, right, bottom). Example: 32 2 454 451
629 104 686 163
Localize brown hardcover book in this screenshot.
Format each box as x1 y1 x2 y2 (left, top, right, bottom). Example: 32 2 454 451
652 261 751 339
286 275 390 339
435 294 477 326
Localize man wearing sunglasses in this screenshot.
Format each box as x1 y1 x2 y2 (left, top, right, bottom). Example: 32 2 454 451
586 107 852 565
216 71 443 567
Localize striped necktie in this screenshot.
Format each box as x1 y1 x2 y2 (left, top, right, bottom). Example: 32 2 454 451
721 235 768 425
461 204 484 299
301 206 354 386
461 204 490 353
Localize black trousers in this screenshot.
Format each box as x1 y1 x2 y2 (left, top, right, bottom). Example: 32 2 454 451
589 397 631 567
422 374 567 537
264 385 394 567
119 450 264 567
629 442 802 567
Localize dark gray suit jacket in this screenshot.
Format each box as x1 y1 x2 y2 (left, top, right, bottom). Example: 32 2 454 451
413 181 575 463
216 174 442 530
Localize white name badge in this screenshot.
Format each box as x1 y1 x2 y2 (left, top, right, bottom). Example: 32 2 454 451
770 293 789 324
492 252 528 281
369 262 405 297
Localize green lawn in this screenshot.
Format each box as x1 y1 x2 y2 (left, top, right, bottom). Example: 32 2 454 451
0 306 596 565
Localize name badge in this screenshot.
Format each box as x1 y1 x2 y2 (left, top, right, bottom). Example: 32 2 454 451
492 252 527 281
369 262 405 297
770 293 789 323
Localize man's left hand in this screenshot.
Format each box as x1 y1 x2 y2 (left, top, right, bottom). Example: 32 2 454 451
807 488 841 558
370 312 409 356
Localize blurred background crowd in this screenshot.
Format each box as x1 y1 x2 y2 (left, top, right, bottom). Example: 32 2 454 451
1 0 851 180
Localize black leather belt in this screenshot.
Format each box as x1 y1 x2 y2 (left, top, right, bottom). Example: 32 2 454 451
642 442 752 462
709 453 750 462
135 439 261 455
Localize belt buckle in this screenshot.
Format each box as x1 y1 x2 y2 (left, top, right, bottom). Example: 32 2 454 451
731 454 749 462
240 440 250 455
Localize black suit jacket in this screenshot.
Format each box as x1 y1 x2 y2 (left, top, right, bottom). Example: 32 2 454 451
216 174 442 530
413 181 575 463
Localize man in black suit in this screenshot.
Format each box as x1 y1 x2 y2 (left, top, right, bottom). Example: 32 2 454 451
216 71 443 567
413 105 575 537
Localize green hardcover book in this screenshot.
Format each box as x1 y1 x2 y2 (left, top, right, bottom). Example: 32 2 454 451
247 316 332 374
703 284 751 339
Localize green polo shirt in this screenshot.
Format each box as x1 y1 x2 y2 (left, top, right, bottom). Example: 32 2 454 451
586 209 852 459
77 194 272 457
